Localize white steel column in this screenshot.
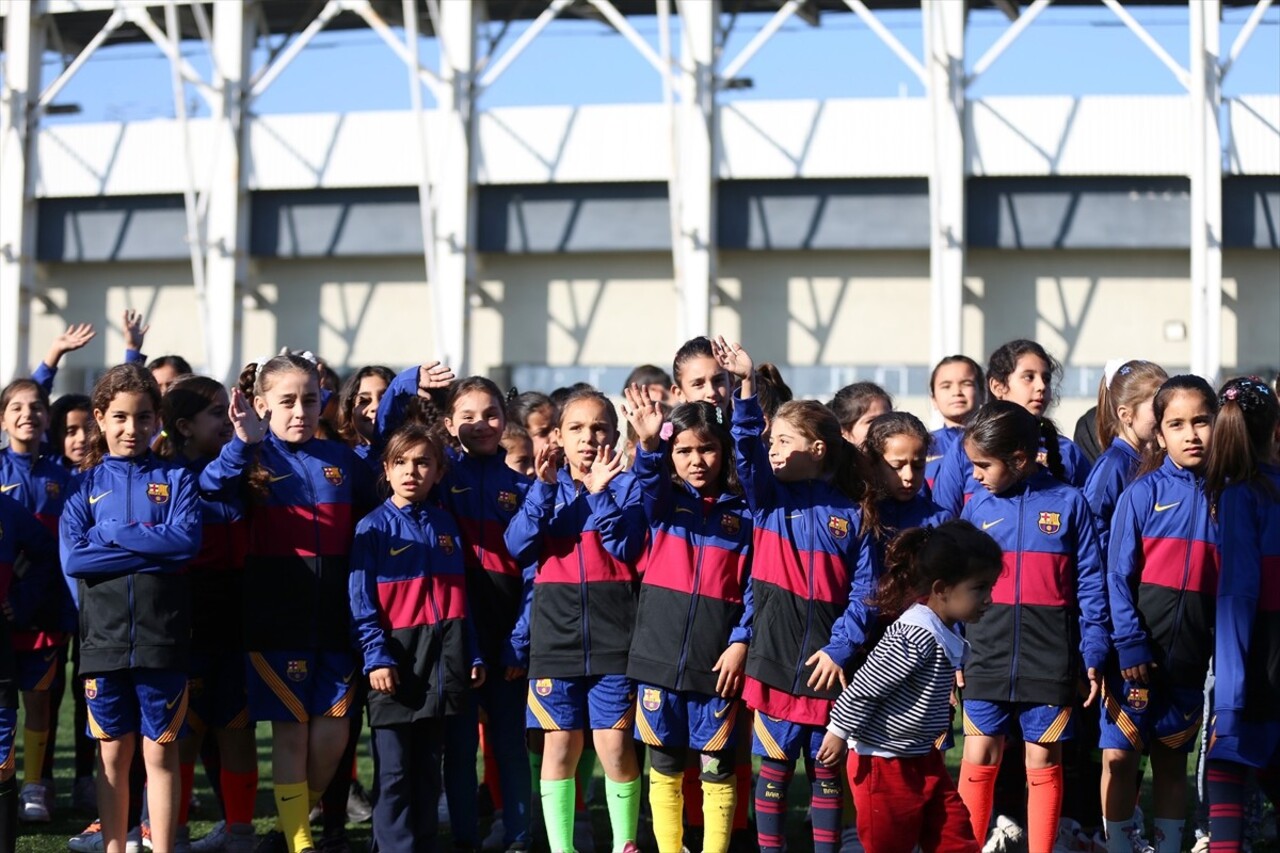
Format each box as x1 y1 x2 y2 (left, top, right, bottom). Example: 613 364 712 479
203 0 253 384
0 0 43 383
923 0 966 366
1189 0 1222 383
674 0 717 344
431 0 477 373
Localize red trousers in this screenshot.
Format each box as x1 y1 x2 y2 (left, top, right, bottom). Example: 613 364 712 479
848 750 979 853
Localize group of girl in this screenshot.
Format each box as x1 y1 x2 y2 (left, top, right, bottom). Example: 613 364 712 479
0 318 1275 853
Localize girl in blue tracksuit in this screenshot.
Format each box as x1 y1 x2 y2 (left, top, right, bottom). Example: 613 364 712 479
865 412 953 568
60 363 202 853
1083 360 1168 556
377 366 534 850
934 340 1092 515
954 401 1108 853
622 391 752 853
505 387 646 853
712 337 877 853
336 365 394 472
349 423 485 853
0 378 74 820
157 375 258 850
199 354 374 853
0 491 58 853
1101 375 1218 853
1202 376 1280 853
926 356 985 490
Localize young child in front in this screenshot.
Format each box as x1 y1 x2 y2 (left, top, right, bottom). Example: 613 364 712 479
622 390 752 853
1203 376 1280 853
926 356 984 490
955 401 1109 853
1102 375 1219 853
712 337 877 853
60 363 202 853
199 354 373 853
505 387 647 853
818 520 1002 853
349 423 485 853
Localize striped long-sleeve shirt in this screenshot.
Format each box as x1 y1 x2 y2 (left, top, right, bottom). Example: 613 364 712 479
826 604 967 757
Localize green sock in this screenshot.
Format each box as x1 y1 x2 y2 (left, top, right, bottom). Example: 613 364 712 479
605 776 641 852
541 777 576 853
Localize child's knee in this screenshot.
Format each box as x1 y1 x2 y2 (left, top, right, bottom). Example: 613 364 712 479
698 749 734 784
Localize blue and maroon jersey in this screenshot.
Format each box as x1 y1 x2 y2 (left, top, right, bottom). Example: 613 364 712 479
1214 464 1280 732
200 434 374 652
350 498 480 724
731 394 876 726
0 448 73 650
0 492 59 633
505 468 646 679
180 455 249 650
875 493 953 572
626 443 753 696
960 469 1108 706
1084 437 1144 555
1107 456 1217 688
926 426 962 491
934 431 1092 516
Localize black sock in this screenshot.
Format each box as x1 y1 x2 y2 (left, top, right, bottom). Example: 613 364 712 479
0 777 19 853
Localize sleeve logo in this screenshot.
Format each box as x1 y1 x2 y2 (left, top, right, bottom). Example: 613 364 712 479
641 687 663 712
146 483 170 504
827 515 849 540
322 466 344 486
1037 511 1061 535
437 534 455 555
497 490 519 512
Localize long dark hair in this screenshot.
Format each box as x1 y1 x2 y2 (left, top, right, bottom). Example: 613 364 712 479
1137 375 1218 477
1204 376 1279 515
829 382 893 434
336 365 394 446
772 399 879 536
664 401 741 497
83 364 162 470
864 411 931 500
870 520 1003 621
987 339 1061 411
964 400 1066 483
157 374 225 459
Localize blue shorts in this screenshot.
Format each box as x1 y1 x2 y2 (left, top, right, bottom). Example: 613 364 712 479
189 650 250 732
1100 676 1203 753
0 706 16 775
963 699 1075 744
15 646 65 693
247 650 357 723
751 713 826 762
1207 717 1280 769
85 669 188 743
634 684 739 753
526 674 634 732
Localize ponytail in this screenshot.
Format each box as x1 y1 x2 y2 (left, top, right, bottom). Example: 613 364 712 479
869 520 1003 621
1204 376 1279 515
1096 360 1168 449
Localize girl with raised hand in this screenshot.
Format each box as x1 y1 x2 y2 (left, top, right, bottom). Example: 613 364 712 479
1101 375 1218 853
505 388 647 853
711 336 877 853
199 354 374 853
622 388 752 853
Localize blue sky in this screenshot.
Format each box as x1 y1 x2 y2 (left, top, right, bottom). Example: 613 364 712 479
24 4 1280 123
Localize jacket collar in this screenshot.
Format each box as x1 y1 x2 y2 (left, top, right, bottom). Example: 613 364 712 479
1109 437 1142 463
898 603 969 667
1160 453 1202 485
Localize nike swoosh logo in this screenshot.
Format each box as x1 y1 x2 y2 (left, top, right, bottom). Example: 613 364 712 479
451 485 472 494
165 695 180 710
714 703 731 719
389 545 412 556
925 455 944 463
281 794 302 802
268 474 292 483
342 671 354 684
787 512 803 519
1154 501 1181 512
89 492 112 505
0 484 18 494
675 507 695 514
982 518 1004 530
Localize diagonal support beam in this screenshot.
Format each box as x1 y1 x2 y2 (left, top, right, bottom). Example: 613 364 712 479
1100 0 1190 90
348 0 445 102
125 5 219 108
587 0 672 81
478 0 575 91
1222 0 1274 79
966 0 1052 89
247 0 344 101
843 0 926 84
720 0 803 83
36 7 125 113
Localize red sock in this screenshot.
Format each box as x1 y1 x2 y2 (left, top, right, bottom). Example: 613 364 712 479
349 753 358 781
481 724 503 809
1026 765 1063 853
683 765 703 827
220 768 259 826
957 760 1000 844
178 762 196 826
733 763 751 831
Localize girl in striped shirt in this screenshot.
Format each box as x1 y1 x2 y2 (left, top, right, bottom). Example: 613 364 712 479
818 520 1003 853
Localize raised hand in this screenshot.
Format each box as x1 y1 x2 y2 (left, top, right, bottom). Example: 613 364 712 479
417 361 456 395
711 336 753 381
583 445 624 495
533 441 559 486
122 310 150 352
44 322 97 369
621 383 666 451
229 387 269 444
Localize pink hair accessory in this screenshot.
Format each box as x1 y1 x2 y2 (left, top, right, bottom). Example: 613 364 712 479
660 422 674 441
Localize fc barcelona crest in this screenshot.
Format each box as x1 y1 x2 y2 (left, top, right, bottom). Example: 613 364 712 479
497 490 518 512
642 688 663 713
721 514 741 536
828 515 849 540
534 678 553 697
146 483 170 504
323 466 344 486
287 659 309 682
1037 511 1061 535
1126 685 1149 712
45 482 60 499
438 534 455 555
84 679 98 700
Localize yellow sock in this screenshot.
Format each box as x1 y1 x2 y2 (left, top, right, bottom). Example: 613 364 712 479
22 728 48 786
649 768 684 853
309 788 323 811
274 781 313 853
701 776 736 853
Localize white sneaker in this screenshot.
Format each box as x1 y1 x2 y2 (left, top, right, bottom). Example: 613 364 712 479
482 810 506 851
983 816 1027 853
1123 824 1155 853
19 781 51 822
1055 818 1094 852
